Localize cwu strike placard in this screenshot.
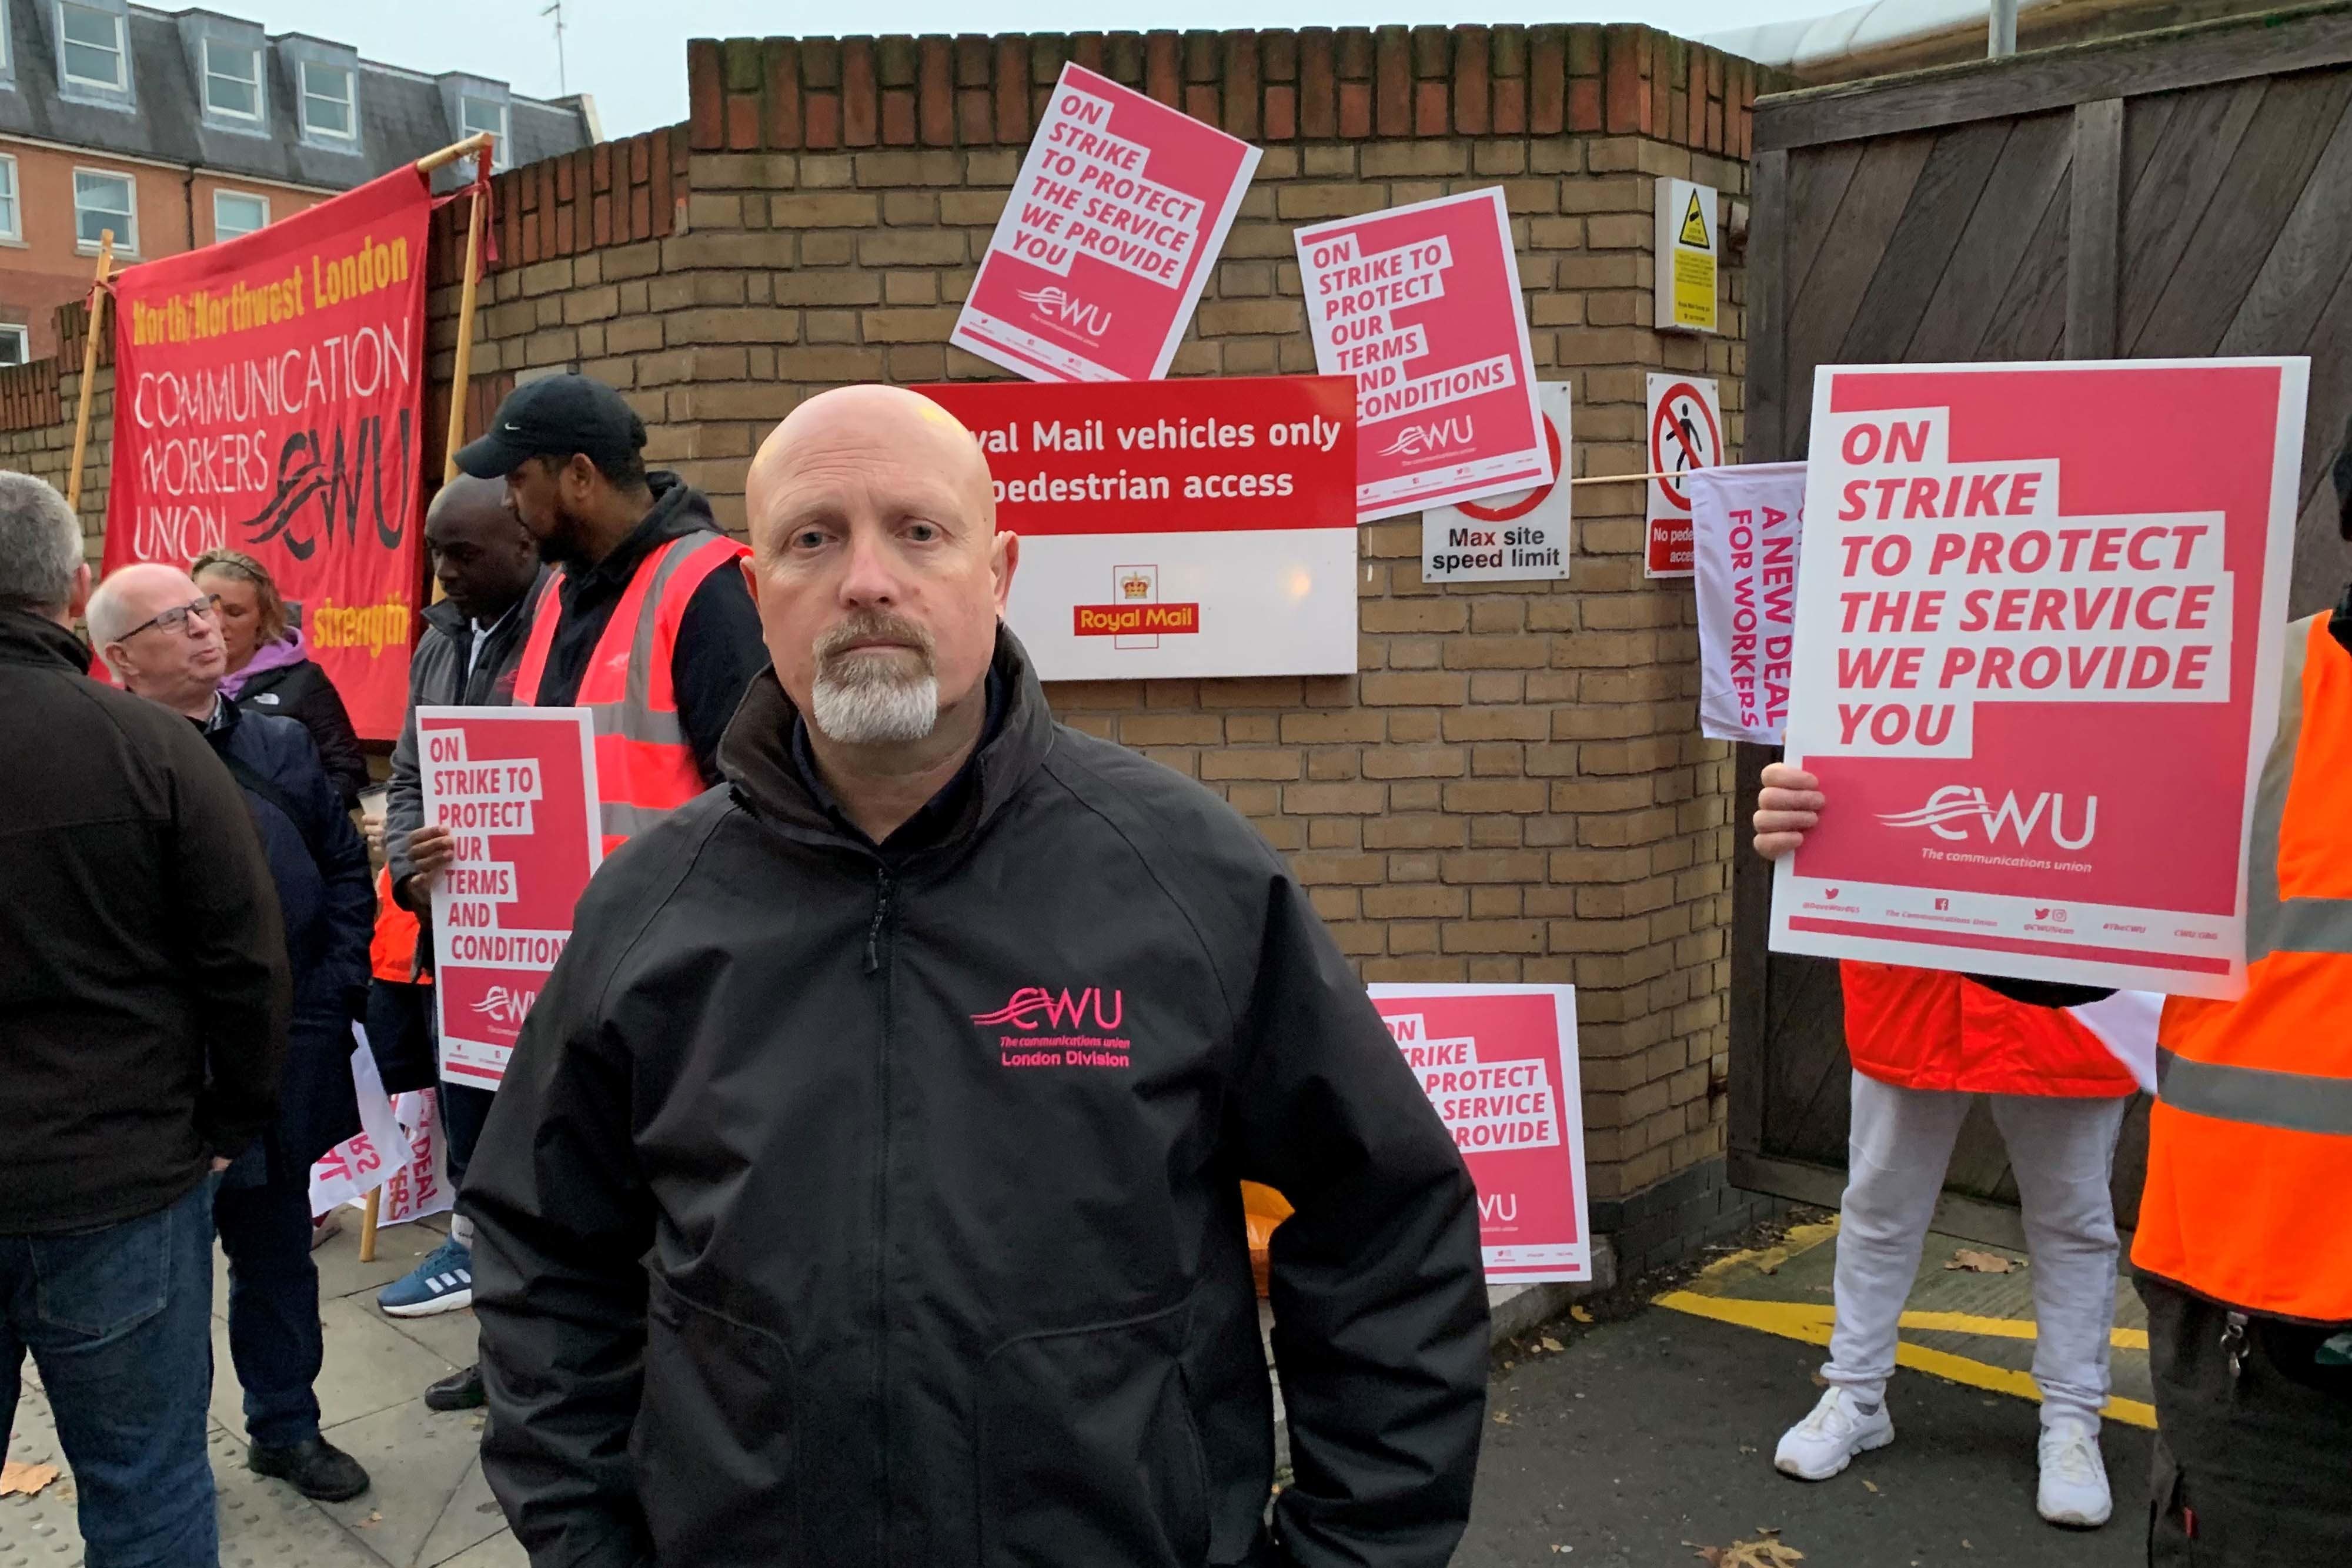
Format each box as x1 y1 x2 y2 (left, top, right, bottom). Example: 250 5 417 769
417 707 602 1086
1771 360 2308 999
1368 984 1590 1285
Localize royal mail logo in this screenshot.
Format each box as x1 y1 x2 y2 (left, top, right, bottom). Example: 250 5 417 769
1378 415 1474 460
469 984 537 1029
1015 286 1114 342
1120 573 1152 600
975 985 1133 1071
1877 785 2098 850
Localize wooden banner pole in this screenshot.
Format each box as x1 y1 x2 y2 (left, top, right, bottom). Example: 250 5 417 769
415 131 494 176
441 177 487 484
64 232 115 514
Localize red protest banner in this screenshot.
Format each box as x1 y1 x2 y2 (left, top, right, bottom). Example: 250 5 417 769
1369 985 1591 1285
102 166 434 740
417 707 602 1088
1295 188 1551 520
920 376 1357 681
1771 359 2308 999
954 63 1259 385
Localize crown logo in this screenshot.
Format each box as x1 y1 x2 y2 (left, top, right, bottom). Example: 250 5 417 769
1120 575 1151 600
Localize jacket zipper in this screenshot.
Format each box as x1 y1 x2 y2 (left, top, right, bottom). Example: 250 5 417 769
865 860 896 1562
864 865 894 975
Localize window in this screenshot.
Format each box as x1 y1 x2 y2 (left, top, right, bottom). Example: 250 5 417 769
202 38 259 119
213 190 267 242
0 157 18 242
301 61 353 139
459 94 506 169
0 326 26 366
58 3 124 90
72 169 134 252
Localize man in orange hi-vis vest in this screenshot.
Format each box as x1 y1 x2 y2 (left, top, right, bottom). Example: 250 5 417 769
394 374 769 1409
1755 526 2352 1558
442 372 770 852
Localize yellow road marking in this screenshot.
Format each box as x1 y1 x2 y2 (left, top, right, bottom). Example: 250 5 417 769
1653 1290 2157 1430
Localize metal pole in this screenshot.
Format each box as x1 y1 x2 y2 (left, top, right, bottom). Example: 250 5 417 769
1989 0 2019 57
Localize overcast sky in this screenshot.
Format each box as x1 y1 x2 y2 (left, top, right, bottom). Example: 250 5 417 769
212 0 1835 139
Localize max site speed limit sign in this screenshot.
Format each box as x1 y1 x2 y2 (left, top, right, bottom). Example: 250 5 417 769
1645 373 1721 579
1421 382 1572 583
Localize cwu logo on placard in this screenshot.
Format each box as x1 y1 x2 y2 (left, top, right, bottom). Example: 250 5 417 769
469 984 538 1029
1015 286 1113 342
1378 416 1474 461
1878 785 2098 850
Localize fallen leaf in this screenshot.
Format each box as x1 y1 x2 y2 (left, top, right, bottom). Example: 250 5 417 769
1691 1539 1805 1568
1493 1411 1513 1424
1862 1480 1879 1494
1944 1248 2020 1274
1569 1306 1595 1324
1540 1336 1565 1353
356 1509 384 1529
0 1460 60 1497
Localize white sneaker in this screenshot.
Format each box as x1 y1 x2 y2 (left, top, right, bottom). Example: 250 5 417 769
2037 1420 2112 1527
1774 1388 1894 1480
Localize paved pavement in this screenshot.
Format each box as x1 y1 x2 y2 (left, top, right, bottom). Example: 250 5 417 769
4 1208 519 1568
5 1212 2154 1567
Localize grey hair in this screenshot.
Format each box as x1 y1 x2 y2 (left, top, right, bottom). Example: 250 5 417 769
83 570 138 651
0 472 85 613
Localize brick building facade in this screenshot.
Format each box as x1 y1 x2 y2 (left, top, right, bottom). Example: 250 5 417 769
1 22 1783 1276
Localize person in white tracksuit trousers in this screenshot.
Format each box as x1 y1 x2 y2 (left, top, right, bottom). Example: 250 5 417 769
1753 761 2161 1530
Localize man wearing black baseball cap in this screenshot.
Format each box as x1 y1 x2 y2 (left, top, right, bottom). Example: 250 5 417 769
385 372 767 1403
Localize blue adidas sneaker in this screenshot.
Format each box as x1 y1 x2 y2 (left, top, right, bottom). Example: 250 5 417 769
377 1235 473 1318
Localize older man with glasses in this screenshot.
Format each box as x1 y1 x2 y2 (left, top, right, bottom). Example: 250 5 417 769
91 562 377 1506
1 480 291 1568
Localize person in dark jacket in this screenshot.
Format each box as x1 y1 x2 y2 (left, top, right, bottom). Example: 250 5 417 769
464 387 1489 1568
1 474 291 1568
373 476 546 1406
93 560 377 1506
193 546 371 808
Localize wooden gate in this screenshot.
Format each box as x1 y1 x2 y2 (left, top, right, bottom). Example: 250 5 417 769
1732 2 2352 1244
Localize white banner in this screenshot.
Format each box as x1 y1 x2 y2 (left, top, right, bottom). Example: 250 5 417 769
308 1025 410 1216
1691 462 1808 744
368 1088 456 1228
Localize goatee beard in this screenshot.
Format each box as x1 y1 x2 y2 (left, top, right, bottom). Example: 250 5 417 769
810 611 940 744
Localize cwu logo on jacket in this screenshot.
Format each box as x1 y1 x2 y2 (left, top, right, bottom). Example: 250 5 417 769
971 985 1132 1071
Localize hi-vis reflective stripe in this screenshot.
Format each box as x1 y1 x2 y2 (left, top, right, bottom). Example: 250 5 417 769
600 800 673 840
2245 616 2352 960
574 536 728 744
2157 1047 2352 1137
585 701 683 746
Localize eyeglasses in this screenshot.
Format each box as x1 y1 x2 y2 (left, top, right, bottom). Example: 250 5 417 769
120 596 220 641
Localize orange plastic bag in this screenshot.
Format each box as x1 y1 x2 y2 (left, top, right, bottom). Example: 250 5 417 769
1241 1182 1293 1299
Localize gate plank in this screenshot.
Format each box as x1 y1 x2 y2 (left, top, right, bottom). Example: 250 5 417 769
1908 111 2072 363
2117 78 2266 353
2066 99 2124 358
1838 118 2014 363
1785 131 1936 452
2219 87 2352 356
1974 168 2073 361
2132 72 2352 356
1787 139 1864 313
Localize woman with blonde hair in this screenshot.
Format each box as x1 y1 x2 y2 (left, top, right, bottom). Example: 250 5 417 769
191 549 369 806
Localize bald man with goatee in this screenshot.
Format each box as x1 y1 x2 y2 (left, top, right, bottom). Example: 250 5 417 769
464 385 1489 1568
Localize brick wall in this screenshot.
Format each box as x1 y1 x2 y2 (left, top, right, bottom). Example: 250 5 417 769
7 24 1778 1225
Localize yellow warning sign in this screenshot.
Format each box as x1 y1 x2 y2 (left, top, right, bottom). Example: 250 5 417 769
1677 189 1711 249
1656 178 1719 335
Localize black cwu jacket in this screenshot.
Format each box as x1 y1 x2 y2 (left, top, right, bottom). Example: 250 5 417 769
465 627 1489 1568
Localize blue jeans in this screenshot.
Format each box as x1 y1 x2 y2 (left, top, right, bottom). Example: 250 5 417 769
0 1178 219 1568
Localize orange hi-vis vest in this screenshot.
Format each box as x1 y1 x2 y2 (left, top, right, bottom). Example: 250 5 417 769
512 530 750 854
2134 613 2352 1324
370 866 427 984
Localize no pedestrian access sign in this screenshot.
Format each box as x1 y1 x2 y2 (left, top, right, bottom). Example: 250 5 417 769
1645 373 1720 579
